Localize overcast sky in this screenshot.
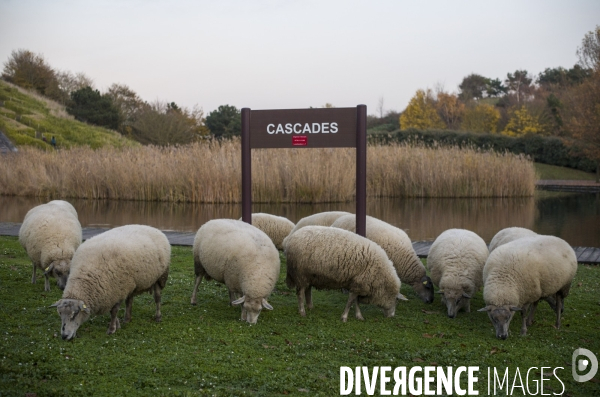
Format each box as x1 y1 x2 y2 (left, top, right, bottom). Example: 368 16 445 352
1 0 598 116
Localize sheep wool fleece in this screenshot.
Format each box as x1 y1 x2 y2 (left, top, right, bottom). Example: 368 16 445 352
62 225 171 315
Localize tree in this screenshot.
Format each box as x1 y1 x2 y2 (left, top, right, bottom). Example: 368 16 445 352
205 105 241 138
577 25 600 72
434 92 464 130
458 74 489 101
400 89 445 130
505 70 533 104
486 78 507 97
55 71 94 104
131 101 208 145
502 106 544 137
67 86 120 130
460 103 500 133
562 70 600 180
1 49 60 99
105 83 146 135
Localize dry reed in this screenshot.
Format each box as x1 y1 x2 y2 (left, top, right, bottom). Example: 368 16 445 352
0 139 536 203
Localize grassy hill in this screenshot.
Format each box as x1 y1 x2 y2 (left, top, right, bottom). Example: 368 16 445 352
0 80 137 150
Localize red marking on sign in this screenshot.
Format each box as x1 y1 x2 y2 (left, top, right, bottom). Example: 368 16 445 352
292 136 307 146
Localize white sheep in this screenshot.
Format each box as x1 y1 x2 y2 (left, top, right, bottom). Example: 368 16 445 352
19 200 82 291
479 235 577 339
284 226 406 322
331 214 434 303
51 225 171 340
191 219 280 324
427 229 489 318
238 213 295 250
284 211 351 240
488 227 538 253
488 227 559 313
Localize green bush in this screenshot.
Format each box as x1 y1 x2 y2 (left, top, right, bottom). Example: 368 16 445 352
369 129 596 173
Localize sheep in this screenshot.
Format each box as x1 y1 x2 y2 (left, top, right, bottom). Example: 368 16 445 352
284 225 406 322
488 227 538 253
427 229 489 318
191 219 280 324
284 211 351 241
51 225 170 340
478 235 577 339
488 227 558 313
237 213 295 250
18 200 82 291
331 214 434 303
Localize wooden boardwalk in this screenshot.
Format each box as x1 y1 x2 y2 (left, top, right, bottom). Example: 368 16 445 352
536 179 600 193
1 222 599 264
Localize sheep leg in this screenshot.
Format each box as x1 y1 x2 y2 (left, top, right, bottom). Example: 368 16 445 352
228 289 239 306
124 295 134 323
296 287 306 316
520 303 530 336
305 286 313 310
354 298 364 321
44 273 51 292
153 283 163 323
526 301 539 327
190 274 204 305
555 294 563 329
341 292 359 322
31 263 37 284
107 301 122 335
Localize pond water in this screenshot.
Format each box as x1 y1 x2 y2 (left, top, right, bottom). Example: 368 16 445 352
1 192 599 247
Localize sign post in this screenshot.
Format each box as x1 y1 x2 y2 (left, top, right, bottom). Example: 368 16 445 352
241 105 367 236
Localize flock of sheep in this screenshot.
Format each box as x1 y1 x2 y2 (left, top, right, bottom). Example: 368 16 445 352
18 200 578 341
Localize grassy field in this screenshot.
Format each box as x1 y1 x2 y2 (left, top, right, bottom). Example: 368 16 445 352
534 163 597 181
0 80 136 150
1 236 598 396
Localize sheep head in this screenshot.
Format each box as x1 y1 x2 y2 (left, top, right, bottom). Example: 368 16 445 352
50 299 91 341
478 304 521 340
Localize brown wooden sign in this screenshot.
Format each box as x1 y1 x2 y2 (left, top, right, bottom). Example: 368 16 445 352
249 107 358 149
241 105 367 236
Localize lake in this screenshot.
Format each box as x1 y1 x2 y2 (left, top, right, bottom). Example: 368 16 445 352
1 192 599 247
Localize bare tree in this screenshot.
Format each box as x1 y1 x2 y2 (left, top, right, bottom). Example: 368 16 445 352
577 25 600 72
377 96 384 118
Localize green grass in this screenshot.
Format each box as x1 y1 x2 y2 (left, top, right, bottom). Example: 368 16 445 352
1 236 598 396
534 163 597 181
0 80 137 149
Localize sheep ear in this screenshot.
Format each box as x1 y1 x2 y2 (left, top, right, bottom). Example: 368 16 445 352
231 296 245 306
396 293 408 301
80 301 91 314
44 263 55 276
436 290 444 294
49 300 62 308
462 293 472 299
262 299 273 310
478 306 491 312
510 306 522 312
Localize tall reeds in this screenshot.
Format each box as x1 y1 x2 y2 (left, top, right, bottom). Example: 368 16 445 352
0 139 536 202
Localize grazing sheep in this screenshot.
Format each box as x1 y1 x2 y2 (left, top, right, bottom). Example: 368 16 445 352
19 200 82 291
238 213 295 250
488 227 538 253
191 219 280 324
427 229 489 318
284 226 406 322
487 227 559 313
51 225 170 340
331 214 434 303
284 211 351 241
479 235 577 339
